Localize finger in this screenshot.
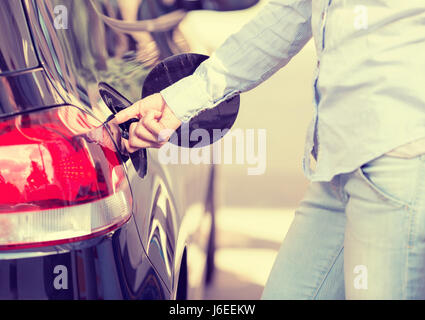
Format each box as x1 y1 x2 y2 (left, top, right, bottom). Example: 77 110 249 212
128 122 152 148
134 120 159 144
123 139 138 154
142 110 167 140
158 128 175 144
128 134 159 150
127 122 162 150
115 100 142 124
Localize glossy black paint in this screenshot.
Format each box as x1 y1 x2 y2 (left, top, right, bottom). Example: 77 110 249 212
22 0 209 299
0 68 64 117
0 216 169 300
0 0 38 73
23 0 189 117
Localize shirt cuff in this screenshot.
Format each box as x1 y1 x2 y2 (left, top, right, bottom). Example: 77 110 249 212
160 73 212 123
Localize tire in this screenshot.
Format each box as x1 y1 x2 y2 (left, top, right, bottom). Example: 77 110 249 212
176 250 188 300
205 167 216 285
205 213 215 285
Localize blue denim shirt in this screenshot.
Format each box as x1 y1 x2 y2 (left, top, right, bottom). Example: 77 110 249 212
161 0 425 182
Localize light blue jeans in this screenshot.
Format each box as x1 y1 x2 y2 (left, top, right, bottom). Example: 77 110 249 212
262 154 425 299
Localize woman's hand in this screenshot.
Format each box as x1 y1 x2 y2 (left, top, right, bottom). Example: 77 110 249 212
115 93 182 152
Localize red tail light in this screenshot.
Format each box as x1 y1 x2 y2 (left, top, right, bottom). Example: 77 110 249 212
0 106 132 250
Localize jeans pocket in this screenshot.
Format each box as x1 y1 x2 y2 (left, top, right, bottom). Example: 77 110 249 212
357 155 420 208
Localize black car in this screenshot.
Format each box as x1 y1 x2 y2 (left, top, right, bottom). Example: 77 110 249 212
0 0 256 300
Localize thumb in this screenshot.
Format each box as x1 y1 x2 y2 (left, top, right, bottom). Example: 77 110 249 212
115 102 142 124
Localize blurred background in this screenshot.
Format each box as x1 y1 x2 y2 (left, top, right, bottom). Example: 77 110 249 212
177 0 317 299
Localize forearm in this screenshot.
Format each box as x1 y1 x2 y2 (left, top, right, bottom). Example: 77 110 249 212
161 0 313 122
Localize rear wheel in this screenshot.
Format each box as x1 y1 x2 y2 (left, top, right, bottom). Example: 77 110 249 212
205 167 217 285
205 214 215 285
176 250 188 300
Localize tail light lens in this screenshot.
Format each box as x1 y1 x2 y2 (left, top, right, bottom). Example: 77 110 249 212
0 106 132 250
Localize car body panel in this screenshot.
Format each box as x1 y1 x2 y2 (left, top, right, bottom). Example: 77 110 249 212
0 68 64 117
0 0 218 299
0 0 38 74
0 216 170 300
